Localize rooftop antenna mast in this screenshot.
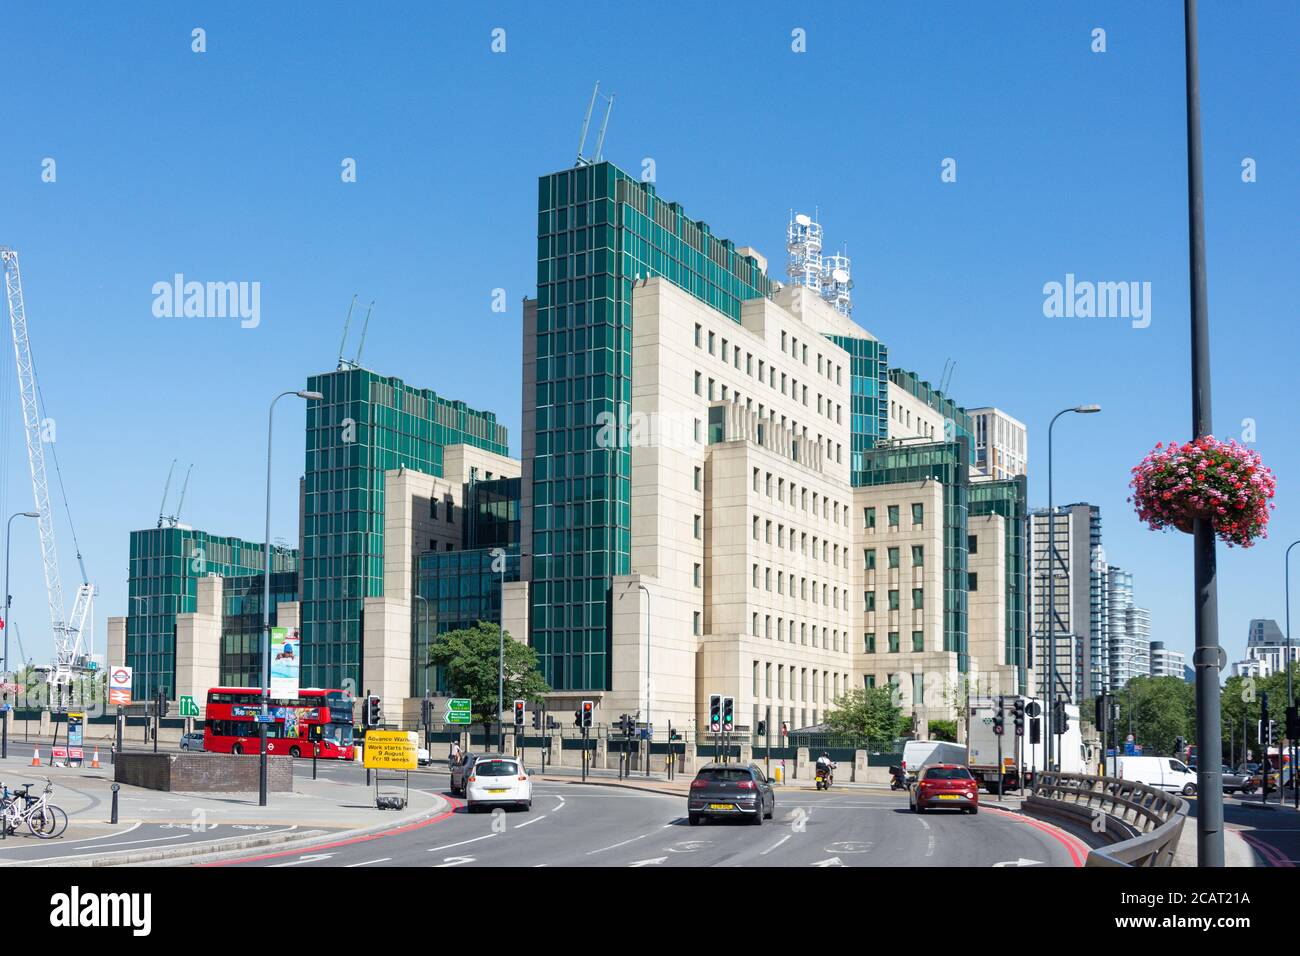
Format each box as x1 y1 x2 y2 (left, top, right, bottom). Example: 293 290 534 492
157 458 177 528
576 82 615 166
353 300 375 367
336 294 358 370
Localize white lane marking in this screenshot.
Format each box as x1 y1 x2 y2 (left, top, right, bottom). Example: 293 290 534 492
629 856 668 867
918 818 930 830
760 834 791 856
992 858 1042 867
553 796 566 810
0 821 142 850
426 833 497 852
345 858 391 867
271 852 334 867
926 833 936 857
811 857 844 867
587 832 648 855
514 815 546 829
435 855 475 867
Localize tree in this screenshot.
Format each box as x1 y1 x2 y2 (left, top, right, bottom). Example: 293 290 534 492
1220 663 1298 766
824 687 909 742
928 719 957 742
426 622 550 742
1115 676 1195 756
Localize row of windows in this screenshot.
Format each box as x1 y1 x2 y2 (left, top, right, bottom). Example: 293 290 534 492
862 503 925 529
864 546 926 570
890 399 941 438
750 614 850 653
752 518 851 571
863 630 927 654
753 660 850 705
696 325 843 388
864 588 927 611
753 469 851 528
694 369 842 426
751 565 851 612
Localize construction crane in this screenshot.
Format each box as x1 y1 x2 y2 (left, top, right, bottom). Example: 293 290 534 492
157 459 193 528
1 248 95 699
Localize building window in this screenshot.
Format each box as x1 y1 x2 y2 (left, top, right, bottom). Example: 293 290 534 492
888 547 900 569
968 534 978 554
912 630 924 652
864 507 875 530
913 673 924 705
694 563 701 588
694 515 702 539
912 588 924 610
865 591 876 612
694 466 702 491
694 611 702 635
888 505 900 527
968 572 978 592
912 545 924 567
445 497 454 522
889 590 900 611
865 632 876 653
888 631 900 653
694 371 702 396
752 564 759 587
865 675 876 689
911 502 924 525
694 323 702 347
865 549 876 571
708 331 715 355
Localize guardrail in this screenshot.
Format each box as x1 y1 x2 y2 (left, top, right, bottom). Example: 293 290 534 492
1029 771 1188 867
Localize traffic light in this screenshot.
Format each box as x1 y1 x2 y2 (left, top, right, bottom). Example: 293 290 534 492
616 713 627 735
365 694 382 728
1029 717 1041 744
532 710 542 731
1013 697 1025 737
722 696 735 732
1052 699 1069 734
1173 736 1186 755
156 690 169 718
421 698 433 727
514 699 525 727
1287 705 1299 740
709 694 722 733
992 696 1005 736
574 705 582 728
580 699 594 729
756 720 767 737
1094 695 1107 734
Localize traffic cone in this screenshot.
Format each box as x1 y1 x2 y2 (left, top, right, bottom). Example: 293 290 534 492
30 746 40 766
90 747 101 769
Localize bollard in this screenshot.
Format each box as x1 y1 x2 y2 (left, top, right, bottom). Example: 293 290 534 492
312 744 318 780
110 783 120 824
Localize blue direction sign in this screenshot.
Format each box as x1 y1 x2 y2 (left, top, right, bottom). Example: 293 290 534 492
254 714 275 724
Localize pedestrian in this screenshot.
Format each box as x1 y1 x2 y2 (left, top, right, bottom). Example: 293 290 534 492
449 739 462 766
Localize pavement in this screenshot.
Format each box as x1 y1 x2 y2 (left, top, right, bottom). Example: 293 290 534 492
0 749 448 866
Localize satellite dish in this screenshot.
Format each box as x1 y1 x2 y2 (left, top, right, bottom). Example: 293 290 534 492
795 213 811 227
831 268 849 283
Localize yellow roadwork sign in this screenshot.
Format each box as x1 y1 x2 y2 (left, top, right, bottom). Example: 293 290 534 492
362 730 418 770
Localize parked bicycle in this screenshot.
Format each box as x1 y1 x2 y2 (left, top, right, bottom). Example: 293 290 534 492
1 778 68 839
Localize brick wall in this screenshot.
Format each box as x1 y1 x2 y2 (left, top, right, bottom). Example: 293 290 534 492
114 751 294 792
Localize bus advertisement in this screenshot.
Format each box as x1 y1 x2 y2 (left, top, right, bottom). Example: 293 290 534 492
204 686 356 760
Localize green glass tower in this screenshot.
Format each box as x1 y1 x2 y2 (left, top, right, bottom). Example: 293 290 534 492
825 334 890 485
968 476 1029 691
126 527 298 699
531 161 775 691
301 366 508 690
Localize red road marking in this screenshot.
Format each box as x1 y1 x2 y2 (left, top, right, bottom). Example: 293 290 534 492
1240 831 1294 867
983 804 1088 867
203 795 463 867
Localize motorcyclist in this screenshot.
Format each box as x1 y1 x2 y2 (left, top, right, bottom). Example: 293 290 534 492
890 765 909 790
815 751 836 784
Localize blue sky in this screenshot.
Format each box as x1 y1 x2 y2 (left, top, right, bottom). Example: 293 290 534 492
0 2 1296 670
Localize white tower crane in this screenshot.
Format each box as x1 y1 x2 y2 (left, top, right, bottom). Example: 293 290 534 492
1 248 94 699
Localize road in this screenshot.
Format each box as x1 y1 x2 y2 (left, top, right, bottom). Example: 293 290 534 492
218 765 1086 868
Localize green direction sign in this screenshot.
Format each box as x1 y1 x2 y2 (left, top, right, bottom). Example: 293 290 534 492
444 698 472 725
179 695 200 717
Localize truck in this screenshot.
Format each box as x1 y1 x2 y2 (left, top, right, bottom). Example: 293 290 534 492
967 696 1084 792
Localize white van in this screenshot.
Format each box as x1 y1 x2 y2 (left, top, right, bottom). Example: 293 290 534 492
901 739 967 777
1112 755 1197 795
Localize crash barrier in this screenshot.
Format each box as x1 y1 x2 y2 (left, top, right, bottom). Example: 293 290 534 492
1029 771 1187 867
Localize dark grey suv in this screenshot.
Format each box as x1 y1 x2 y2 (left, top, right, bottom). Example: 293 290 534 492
688 762 775 826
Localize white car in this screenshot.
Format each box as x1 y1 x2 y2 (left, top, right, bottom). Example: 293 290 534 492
417 747 431 767
464 755 532 812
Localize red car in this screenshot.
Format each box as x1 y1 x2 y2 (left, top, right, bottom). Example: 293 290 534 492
910 764 980 814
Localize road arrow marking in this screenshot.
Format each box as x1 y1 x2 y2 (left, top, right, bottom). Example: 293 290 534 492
810 857 844 867
628 856 668 867
992 858 1043 867
436 855 476 867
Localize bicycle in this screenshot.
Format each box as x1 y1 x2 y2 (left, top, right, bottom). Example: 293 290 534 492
1 778 68 839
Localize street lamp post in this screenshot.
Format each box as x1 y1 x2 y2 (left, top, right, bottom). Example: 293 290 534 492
1045 404 1100 770
259 389 322 808
638 583 650 777
1285 540 1299 809
2 511 40 759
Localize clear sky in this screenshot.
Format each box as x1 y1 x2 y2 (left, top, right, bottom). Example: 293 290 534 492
0 2 1296 672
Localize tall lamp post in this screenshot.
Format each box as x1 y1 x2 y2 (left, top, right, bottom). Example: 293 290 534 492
638 582 650 777
2 511 40 758
1182 0 1224 866
259 389 322 808
1045 404 1100 770
1286 540 1299 809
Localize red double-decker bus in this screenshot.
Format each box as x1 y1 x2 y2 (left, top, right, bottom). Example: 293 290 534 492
204 687 356 760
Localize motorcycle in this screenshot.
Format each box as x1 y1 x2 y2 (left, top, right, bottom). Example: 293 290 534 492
889 766 910 791
815 765 833 790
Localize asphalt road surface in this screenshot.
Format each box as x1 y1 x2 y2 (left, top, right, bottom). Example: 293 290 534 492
218 766 1086 868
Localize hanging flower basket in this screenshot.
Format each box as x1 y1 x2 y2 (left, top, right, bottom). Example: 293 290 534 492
1129 436 1276 548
